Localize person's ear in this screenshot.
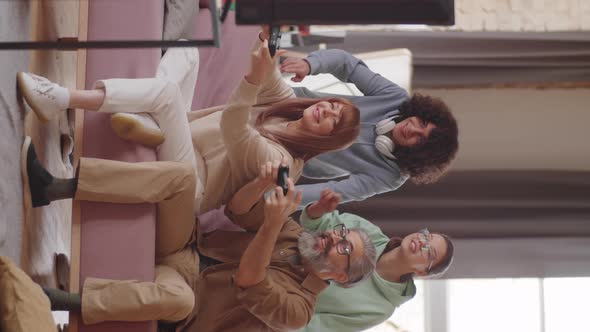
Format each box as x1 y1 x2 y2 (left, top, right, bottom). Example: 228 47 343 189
411 263 429 277
331 271 348 284
320 270 348 284
414 270 428 277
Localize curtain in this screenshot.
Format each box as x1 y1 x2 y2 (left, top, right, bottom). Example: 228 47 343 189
328 170 590 277
323 170 590 239
295 31 590 87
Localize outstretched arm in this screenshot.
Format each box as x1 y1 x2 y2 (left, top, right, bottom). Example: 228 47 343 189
296 171 408 209
234 179 302 288
221 40 294 183
282 49 408 98
305 189 341 219
299 190 390 251
251 28 295 105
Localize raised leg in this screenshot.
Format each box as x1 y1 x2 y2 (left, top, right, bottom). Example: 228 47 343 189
156 46 200 110
99 79 196 165
163 0 199 41
68 88 105 111
108 44 200 148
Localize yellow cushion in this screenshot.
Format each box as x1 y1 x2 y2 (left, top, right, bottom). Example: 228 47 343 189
0 256 56 332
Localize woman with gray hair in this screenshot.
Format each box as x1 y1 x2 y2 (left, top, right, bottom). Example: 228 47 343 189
298 189 454 332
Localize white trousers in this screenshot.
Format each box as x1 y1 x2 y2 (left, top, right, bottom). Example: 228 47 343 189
155 46 199 111
95 47 204 210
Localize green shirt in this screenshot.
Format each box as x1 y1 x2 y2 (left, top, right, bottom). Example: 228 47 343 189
297 208 416 332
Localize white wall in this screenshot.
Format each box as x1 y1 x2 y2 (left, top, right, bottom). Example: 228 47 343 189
417 88 590 171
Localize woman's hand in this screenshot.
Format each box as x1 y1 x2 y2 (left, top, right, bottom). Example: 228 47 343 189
264 178 302 226
256 157 287 192
280 57 311 82
306 189 341 218
245 39 286 86
259 25 270 41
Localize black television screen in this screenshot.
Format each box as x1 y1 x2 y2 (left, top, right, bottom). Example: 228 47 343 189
236 0 455 26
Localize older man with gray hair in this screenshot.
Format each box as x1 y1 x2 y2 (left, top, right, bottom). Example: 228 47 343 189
35 159 376 332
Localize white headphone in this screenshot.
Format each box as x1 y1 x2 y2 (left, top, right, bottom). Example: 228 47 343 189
375 117 398 160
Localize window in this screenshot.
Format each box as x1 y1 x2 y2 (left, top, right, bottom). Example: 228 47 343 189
447 279 541 332
363 277 590 332
544 277 590 332
364 280 425 332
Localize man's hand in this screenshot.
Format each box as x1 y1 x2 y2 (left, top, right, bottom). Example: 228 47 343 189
264 178 302 226
245 40 286 85
305 189 341 219
236 174 301 289
280 57 311 82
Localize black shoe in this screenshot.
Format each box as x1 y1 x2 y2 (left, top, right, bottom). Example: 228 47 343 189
42 287 81 311
21 136 53 208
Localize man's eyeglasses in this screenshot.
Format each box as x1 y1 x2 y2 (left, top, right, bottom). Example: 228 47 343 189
333 224 352 273
419 228 435 273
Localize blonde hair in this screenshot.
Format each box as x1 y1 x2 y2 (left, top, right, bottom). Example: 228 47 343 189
255 97 360 161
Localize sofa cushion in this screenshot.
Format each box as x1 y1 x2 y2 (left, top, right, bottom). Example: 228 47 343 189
80 0 163 331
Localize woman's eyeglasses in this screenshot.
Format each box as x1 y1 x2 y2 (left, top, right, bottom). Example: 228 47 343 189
419 228 435 273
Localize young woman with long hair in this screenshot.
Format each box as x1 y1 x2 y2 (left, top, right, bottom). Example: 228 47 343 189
17 33 360 216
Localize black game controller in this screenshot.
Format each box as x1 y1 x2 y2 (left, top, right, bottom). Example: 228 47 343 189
276 165 289 195
268 25 282 58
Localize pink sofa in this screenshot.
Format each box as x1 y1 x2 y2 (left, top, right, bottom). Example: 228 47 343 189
77 3 258 331
192 5 259 109
79 1 162 331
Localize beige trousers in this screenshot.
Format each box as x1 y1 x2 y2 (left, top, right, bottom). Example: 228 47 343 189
76 152 200 325
82 266 191 325
76 157 196 257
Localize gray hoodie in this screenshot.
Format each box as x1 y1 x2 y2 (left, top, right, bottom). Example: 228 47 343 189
294 49 410 208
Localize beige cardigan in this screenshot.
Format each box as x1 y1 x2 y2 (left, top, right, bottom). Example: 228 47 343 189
189 40 303 214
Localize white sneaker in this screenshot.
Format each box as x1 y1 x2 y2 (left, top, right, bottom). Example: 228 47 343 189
17 72 67 123
110 113 165 148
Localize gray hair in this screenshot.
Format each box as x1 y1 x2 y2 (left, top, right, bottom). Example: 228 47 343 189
337 228 377 288
298 231 335 274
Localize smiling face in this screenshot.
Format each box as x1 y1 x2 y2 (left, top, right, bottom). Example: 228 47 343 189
400 230 448 275
300 100 344 136
298 228 365 280
391 116 437 147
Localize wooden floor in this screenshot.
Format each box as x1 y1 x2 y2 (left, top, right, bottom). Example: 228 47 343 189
20 0 79 288
25 0 84 326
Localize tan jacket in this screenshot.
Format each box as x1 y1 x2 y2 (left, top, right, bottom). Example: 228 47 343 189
177 201 328 332
189 40 302 214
